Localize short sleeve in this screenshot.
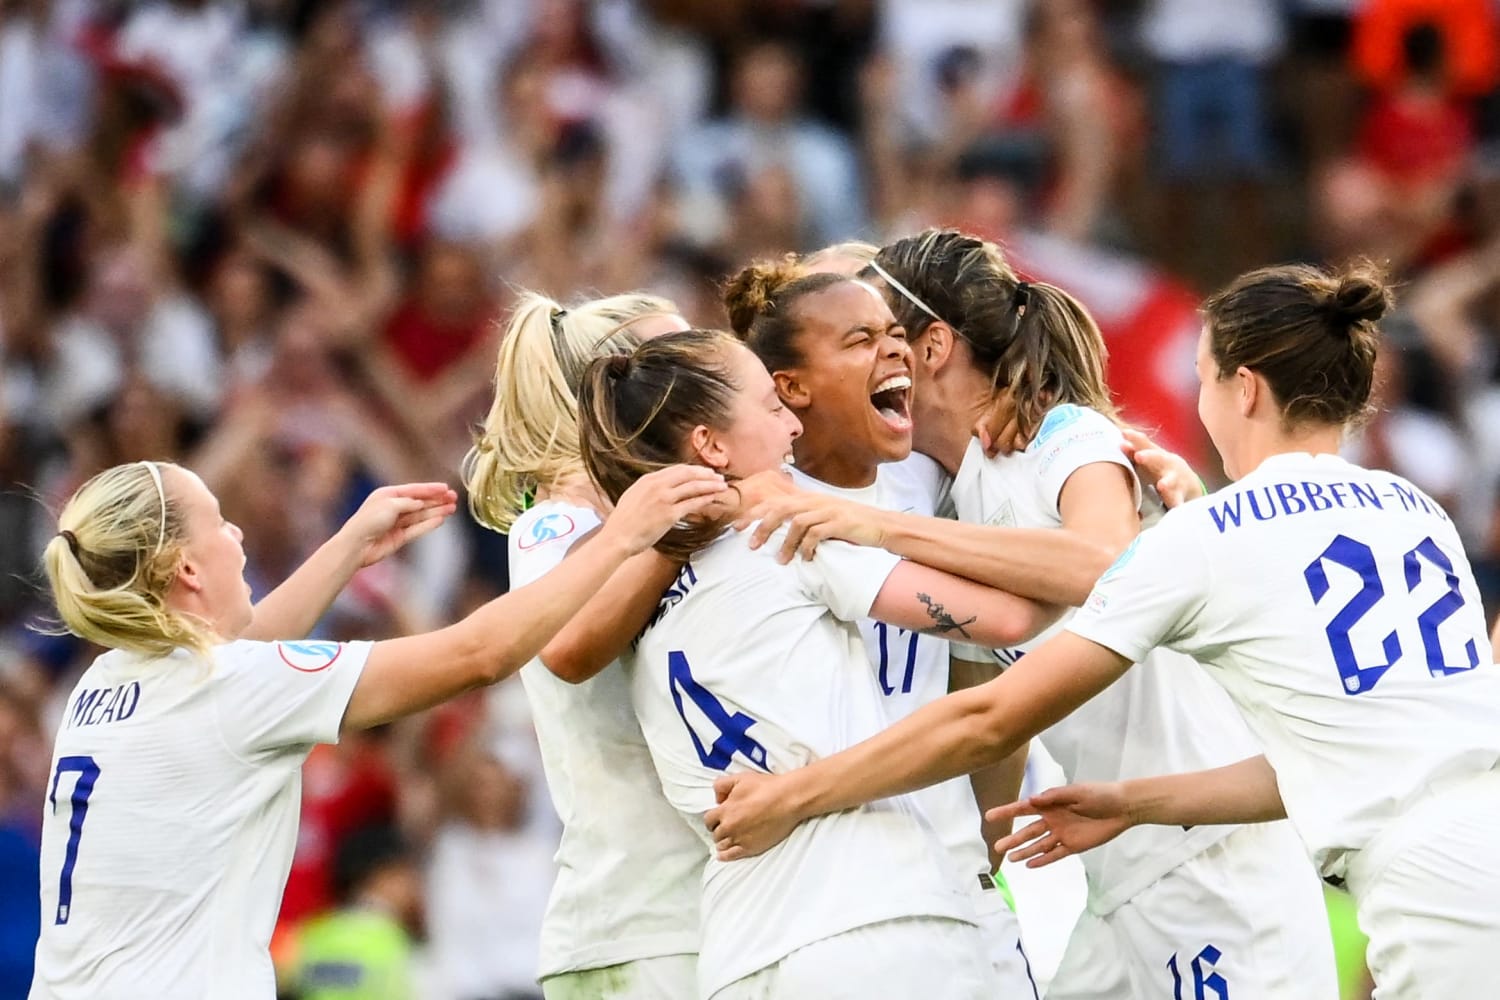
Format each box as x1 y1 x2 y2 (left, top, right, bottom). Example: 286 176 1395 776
1065 509 1209 663
507 504 604 589
214 639 372 756
1031 405 1141 516
788 532 903 622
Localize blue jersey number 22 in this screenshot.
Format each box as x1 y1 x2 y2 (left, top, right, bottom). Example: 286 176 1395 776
48 755 100 925
668 651 769 771
1304 534 1481 695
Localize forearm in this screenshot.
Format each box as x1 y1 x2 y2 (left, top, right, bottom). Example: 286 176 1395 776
243 531 365 640
877 510 1113 606
540 548 681 683
1124 755 1285 828
347 529 638 729
779 635 1127 824
782 684 1021 822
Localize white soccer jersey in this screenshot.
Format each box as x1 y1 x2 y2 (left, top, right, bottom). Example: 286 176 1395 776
790 458 991 888
30 638 369 1000
950 405 1260 913
1069 452 1500 880
508 502 704 978
631 527 972 998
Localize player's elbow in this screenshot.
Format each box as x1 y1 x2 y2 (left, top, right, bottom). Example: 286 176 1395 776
538 637 597 685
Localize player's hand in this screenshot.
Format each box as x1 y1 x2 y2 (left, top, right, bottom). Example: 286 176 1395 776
1120 429 1205 510
986 782 1134 868
603 465 730 553
976 393 1027 458
340 483 459 568
735 492 885 563
705 772 802 860
731 468 798 513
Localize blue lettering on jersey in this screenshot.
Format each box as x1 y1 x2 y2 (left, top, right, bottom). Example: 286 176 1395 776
517 512 578 551
69 682 140 728
1208 479 1447 535
647 563 699 631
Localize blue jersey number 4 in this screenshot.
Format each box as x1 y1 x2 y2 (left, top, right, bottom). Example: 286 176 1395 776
48 755 101 925
1304 534 1481 695
668 651 769 771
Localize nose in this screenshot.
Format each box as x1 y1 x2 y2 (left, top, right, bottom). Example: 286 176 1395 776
881 331 913 364
784 408 804 441
229 522 244 543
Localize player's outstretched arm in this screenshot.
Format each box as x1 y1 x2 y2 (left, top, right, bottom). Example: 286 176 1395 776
539 547 682 683
704 631 1131 859
342 466 727 730
988 755 1285 869
242 483 458 641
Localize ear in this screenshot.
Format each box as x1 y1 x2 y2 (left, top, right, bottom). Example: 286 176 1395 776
175 555 205 595
773 369 812 412
920 322 957 374
688 424 730 472
1234 366 1259 418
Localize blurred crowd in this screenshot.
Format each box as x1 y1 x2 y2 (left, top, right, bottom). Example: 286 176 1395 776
3 0 1499 996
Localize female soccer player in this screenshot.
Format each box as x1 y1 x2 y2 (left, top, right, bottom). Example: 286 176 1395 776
31 458 724 1000
576 329 1063 999
707 261 1500 999
731 231 1334 999
462 291 709 1000
722 259 1037 993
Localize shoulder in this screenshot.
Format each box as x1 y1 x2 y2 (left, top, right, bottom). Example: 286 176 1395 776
1029 404 1122 453
510 502 599 553
508 502 602 586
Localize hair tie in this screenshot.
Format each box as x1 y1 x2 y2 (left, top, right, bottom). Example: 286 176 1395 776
58 529 81 558
549 307 569 335
606 354 632 378
1012 281 1032 314
140 461 167 556
867 259 946 327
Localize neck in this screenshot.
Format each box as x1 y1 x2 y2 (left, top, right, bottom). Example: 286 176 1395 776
793 431 878 489
913 391 983 477
538 472 608 514
1228 421 1344 480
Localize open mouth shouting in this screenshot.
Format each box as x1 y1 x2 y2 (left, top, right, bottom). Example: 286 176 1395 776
870 372 914 435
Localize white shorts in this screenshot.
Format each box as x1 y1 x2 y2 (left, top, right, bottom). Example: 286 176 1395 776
974 875 1041 999
541 954 696 1000
1048 821 1337 1000
1347 768 1500 1000
709 917 993 1000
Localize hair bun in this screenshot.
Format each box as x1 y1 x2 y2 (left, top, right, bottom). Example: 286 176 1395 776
1328 268 1392 330
723 258 805 338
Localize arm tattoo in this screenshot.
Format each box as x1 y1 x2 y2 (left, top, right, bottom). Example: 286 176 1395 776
916 592 977 639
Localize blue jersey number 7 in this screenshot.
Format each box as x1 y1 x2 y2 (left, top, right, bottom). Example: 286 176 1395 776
48 755 101 925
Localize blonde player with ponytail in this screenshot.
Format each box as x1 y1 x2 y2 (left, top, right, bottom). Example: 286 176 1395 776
462 291 710 1000
31 454 724 1000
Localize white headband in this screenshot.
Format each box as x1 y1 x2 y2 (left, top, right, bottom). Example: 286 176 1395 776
140 461 167 556
866 259 945 327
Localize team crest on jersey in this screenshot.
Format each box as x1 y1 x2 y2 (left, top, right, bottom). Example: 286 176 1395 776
517 512 577 550
277 641 343 673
